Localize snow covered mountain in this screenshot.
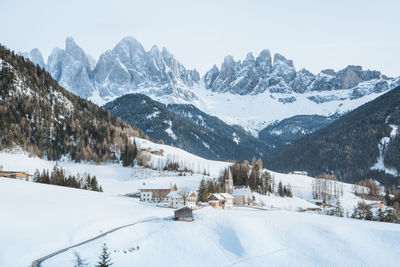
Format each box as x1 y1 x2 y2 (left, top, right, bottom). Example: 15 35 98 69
22 37 400 137
22 37 199 104
204 51 397 98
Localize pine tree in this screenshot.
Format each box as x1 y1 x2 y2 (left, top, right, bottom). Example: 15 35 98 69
198 178 208 202
90 176 99 191
278 181 284 197
96 243 113 267
74 252 88 267
334 199 344 217
33 169 40 182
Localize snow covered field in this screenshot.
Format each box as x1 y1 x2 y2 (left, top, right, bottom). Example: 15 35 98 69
43 207 400 267
0 178 170 267
1 140 399 266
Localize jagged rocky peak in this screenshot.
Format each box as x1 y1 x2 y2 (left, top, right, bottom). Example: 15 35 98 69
45 37 94 98
289 68 315 93
20 48 45 69
204 64 220 89
202 48 396 97
255 49 272 74
273 53 293 67
203 50 297 95
113 36 147 69
21 36 200 103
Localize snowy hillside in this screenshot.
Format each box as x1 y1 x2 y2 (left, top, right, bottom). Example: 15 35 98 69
188 82 393 135
1 177 400 267
1 136 399 266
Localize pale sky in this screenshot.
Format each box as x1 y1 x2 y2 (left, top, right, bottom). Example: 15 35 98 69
1 0 399 76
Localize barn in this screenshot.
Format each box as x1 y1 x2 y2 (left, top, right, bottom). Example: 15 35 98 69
174 206 193 222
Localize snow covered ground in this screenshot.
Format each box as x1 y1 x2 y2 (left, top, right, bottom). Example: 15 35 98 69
1 140 399 266
1 178 400 267
0 178 170 267
43 207 400 267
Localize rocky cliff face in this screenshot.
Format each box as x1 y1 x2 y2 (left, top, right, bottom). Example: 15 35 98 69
23 37 200 103
203 51 398 101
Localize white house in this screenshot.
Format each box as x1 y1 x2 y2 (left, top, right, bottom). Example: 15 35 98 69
232 186 254 206
167 191 184 209
168 190 198 209
186 191 198 209
208 193 233 209
139 184 176 203
219 193 233 209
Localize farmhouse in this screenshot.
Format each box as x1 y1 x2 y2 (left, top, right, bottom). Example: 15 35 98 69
167 190 198 209
174 206 193 222
186 191 198 209
140 147 152 153
0 171 32 180
167 191 184 208
289 171 308 176
139 184 177 203
232 186 254 205
151 148 165 156
208 193 233 209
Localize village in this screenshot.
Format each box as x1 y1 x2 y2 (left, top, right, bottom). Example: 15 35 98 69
138 166 257 221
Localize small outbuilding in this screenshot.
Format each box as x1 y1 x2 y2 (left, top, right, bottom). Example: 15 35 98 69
174 206 193 222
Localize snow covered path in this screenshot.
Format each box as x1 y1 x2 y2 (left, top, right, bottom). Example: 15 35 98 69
31 217 168 267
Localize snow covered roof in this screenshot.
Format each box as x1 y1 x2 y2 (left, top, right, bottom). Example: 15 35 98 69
219 193 233 199
209 193 233 200
139 184 172 190
188 191 197 197
167 191 182 198
209 193 224 200
232 187 249 196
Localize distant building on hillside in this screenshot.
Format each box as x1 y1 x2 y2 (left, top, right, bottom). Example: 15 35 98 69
0 171 32 180
150 148 165 156
174 206 193 222
232 186 254 206
289 171 308 176
140 147 152 153
139 184 177 203
208 193 233 209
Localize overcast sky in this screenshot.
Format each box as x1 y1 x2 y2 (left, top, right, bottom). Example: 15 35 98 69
1 0 399 76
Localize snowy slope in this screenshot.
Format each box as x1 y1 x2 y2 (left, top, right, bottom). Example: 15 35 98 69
43 207 400 267
0 178 170 267
0 140 398 266
187 83 392 135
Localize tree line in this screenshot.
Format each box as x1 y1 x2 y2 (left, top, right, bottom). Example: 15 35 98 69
33 165 103 192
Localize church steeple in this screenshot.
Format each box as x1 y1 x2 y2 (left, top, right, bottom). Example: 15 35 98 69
224 168 233 194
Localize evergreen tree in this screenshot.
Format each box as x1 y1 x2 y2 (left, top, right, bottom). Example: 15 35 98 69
278 181 284 197
334 199 344 217
74 252 88 267
90 176 99 191
198 178 208 202
121 142 137 167
249 166 259 192
351 201 373 220
96 243 113 267
33 169 40 182
285 184 293 197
